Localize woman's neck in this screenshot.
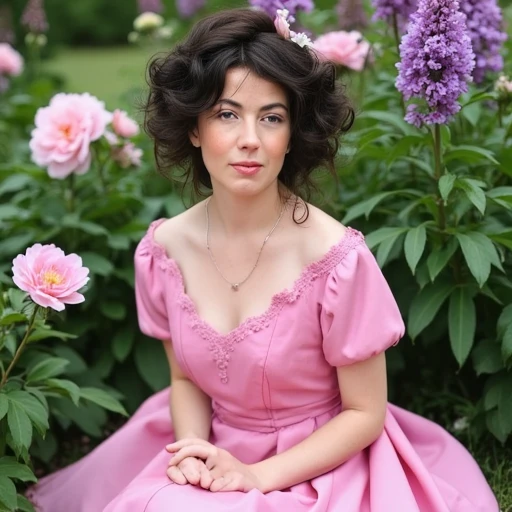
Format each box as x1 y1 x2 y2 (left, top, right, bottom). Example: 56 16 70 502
206 186 288 239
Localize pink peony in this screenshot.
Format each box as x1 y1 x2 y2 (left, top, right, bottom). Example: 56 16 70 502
313 31 371 71
29 93 112 179
112 109 140 138
111 142 143 168
0 43 24 76
12 244 90 312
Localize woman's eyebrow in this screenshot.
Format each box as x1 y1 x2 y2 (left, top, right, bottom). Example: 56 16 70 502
216 98 289 112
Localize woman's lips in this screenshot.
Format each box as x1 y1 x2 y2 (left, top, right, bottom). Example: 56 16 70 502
231 164 262 176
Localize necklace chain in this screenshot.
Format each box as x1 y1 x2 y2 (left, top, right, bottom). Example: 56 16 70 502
205 197 285 291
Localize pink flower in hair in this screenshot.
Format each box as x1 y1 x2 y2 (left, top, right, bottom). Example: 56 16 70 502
274 9 291 39
12 244 90 311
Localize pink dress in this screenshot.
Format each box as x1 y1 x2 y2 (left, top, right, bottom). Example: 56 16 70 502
28 220 498 512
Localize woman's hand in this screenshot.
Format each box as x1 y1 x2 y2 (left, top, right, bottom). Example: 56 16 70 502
166 439 263 493
167 456 214 488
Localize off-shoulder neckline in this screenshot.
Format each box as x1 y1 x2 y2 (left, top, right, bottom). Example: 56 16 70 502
139 218 365 343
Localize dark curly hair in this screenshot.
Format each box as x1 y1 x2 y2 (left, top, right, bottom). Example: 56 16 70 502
143 8 354 208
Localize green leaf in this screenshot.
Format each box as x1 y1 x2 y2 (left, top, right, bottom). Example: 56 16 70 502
497 304 512 340
134 339 170 392
426 237 458 282
0 311 27 326
502 324 512 364
28 328 77 343
357 110 415 136
0 174 33 196
0 395 7 421
6 391 49 437
16 494 36 512
80 252 114 277
0 457 37 482
404 225 427 274
0 475 17 510
80 388 128 416
365 226 409 251
7 289 26 312
6 401 32 451
99 301 127 321
44 379 80 406
455 233 491 287
376 232 403 268
444 145 499 165
61 215 109 237
483 373 512 442
438 174 455 203
112 325 135 363
408 282 453 340
466 232 503 271
487 186 512 199
455 178 486 215
27 358 69 383
486 409 509 444
472 339 503 375
448 287 476 367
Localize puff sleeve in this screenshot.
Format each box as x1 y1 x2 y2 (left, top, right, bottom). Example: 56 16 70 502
134 239 172 341
320 242 405 367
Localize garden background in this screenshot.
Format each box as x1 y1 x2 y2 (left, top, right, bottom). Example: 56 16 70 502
0 0 511 510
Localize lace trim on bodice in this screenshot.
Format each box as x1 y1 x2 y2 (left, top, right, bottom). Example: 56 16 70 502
138 219 365 383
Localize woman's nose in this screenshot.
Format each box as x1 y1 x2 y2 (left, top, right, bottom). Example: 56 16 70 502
237 121 261 150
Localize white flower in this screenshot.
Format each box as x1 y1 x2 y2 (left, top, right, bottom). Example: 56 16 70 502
290 32 313 48
133 12 164 32
452 417 469 432
156 26 174 40
495 74 512 94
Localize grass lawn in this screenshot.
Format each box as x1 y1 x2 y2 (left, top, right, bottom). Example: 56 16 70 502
42 45 160 112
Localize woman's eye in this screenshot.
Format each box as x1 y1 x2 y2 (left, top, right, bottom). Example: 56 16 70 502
264 115 282 123
218 111 235 120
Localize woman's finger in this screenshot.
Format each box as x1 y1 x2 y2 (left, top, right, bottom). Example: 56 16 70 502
179 459 200 485
168 445 212 466
166 465 187 485
209 476 228 493
166 438 210 452
199 463 214 490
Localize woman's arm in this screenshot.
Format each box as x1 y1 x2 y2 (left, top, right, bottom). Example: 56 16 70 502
163 340 212 441
251 352 388 493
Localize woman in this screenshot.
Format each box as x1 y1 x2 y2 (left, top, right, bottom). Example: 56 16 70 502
28 8 498 512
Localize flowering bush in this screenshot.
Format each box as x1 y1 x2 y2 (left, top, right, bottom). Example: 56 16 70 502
313 30 371 71
0 244 126 511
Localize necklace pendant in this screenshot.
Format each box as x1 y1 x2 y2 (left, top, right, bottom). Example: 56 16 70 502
231 283 239 291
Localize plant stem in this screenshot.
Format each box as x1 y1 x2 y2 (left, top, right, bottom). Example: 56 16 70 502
67 174 75 213
433 124 446 232
0 306 40 389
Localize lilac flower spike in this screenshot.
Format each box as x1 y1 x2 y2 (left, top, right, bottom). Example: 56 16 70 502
176 0 206 18
337 0 368 31
21 0 49 34
395 0 475 127
137 0 164 13
249 0 314 18
371 0 417 26
459 0 507 84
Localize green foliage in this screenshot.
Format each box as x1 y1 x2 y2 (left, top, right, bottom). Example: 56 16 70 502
332 14 512 445
0 289 127 510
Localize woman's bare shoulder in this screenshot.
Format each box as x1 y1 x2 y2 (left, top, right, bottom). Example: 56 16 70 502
153 200 205 257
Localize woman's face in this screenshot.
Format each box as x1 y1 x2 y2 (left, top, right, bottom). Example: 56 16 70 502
190 67 291 198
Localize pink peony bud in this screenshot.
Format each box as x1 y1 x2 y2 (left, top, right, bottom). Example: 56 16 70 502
111 142 143 168
12 244 90 312
313 31 371 71
0 43 24 77
29 93 112 179
274 9 291 39
112 109 140 138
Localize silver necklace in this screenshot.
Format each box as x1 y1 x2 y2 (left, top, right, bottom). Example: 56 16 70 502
205 197 285 291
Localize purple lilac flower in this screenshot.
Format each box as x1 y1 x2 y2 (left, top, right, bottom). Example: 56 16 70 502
371 0 417 26
459 0 507 84
337 0 368 31
395 0 475 126
176 0 206 18
21 0 48 34
137 0 164 13
248 0 314 18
